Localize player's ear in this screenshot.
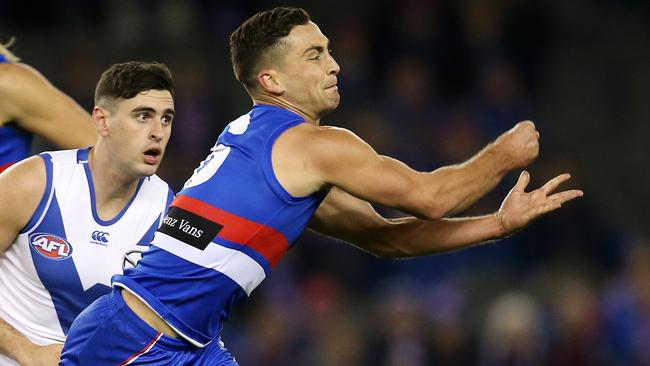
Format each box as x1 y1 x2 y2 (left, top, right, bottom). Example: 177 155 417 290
92 106 110 137
257 69 285 95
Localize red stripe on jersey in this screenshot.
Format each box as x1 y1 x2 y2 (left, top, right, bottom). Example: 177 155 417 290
171 194 288 268
118 332 162 365
0 162 14 173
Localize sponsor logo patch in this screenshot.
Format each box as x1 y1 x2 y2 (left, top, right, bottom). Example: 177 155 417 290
29 233 73 260
90 230 110 246
158 206 223 250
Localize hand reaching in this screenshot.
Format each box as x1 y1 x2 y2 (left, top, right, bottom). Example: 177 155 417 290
494 121 540 169
497 171 583 234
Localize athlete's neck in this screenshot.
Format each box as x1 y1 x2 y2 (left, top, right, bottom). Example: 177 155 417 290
87 145 141 220
252 95 321 125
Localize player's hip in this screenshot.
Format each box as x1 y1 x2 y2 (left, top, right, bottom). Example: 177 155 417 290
60 289 237 365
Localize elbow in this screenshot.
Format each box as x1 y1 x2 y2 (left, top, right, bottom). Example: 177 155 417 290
414 182 467 219
409 180 450 219
415 197 447 220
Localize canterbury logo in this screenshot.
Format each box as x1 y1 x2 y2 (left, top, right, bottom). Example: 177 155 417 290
91 231 110 243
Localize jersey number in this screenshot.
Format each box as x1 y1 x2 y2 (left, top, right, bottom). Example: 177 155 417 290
183 113 252 189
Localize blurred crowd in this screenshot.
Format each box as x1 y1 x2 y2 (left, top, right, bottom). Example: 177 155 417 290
2 0 649 364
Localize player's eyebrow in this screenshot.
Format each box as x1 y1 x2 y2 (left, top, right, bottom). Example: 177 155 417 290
303 45 324 55
131 106 176 117
302 39 331 55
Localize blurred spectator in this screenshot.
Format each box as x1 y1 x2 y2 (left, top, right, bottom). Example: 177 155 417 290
547 273 605 365
477 292 547 366
601 241 650 365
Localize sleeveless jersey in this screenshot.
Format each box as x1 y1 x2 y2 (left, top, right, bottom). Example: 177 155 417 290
113 104 327 347
0 148 173 365
0 57 32 173
0 124 31 173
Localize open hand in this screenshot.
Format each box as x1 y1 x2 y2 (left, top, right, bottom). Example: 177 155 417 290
497 171 583 234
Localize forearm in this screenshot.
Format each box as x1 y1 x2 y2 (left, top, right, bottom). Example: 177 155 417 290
422 142 511 216
0 317 37 363
366 214 507 258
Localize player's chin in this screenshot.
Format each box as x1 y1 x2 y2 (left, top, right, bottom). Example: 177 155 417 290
327 95 340 109
138 162 160 177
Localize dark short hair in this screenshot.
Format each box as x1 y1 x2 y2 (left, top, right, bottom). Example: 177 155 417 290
94 61 174 106
229 7 310 89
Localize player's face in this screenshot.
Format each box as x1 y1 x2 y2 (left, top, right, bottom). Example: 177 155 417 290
276 22 341 117
107 89 174 177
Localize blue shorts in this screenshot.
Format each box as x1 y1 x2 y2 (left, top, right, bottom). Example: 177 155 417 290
60 289 237 365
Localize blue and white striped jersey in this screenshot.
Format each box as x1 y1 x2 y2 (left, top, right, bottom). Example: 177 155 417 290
0 148 172 366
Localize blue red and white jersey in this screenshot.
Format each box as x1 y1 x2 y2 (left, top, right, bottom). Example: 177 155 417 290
0 57 32 173
0 148 172 366
114 104 327 347
0 123 32 173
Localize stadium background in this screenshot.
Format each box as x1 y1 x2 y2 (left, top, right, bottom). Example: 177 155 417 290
2 0 649 364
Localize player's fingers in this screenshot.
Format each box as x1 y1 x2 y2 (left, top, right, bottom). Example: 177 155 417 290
540 173 572 195
547 189 584 205
514 170 530 192
532 189 583 217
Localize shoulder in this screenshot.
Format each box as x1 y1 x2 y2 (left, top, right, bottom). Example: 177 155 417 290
272 123 378 190
0 155 47 184
0 156 47 219
280 124 368 153
282 124 377 170
43 148 82 165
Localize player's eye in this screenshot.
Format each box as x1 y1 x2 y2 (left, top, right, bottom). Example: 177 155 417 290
162 115 173 125
136 112 150 121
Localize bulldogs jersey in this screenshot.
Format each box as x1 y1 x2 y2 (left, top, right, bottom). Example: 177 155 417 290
0 123 31 173
0 57 32 173
0 148 172 365
114 104 327 347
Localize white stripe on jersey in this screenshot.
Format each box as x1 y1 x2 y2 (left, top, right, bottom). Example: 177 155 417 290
152 232 266 295
0 149 171 365
121 332 163 365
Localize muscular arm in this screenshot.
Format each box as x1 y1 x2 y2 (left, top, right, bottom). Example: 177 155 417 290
0 63 95 148
0 157 61 365
273 121 539 220
309 188 504 257
309 173 582 258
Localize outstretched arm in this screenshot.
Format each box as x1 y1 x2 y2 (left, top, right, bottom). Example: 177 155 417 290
0 63 95 148
309 172 582 258
274 121 540 220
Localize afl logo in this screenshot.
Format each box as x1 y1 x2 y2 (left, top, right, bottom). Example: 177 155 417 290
29 233 73 260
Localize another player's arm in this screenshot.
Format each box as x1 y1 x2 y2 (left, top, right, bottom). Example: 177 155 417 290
274 121 539 220
0 157 62 366
309 173 582 258
0 63 95 148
